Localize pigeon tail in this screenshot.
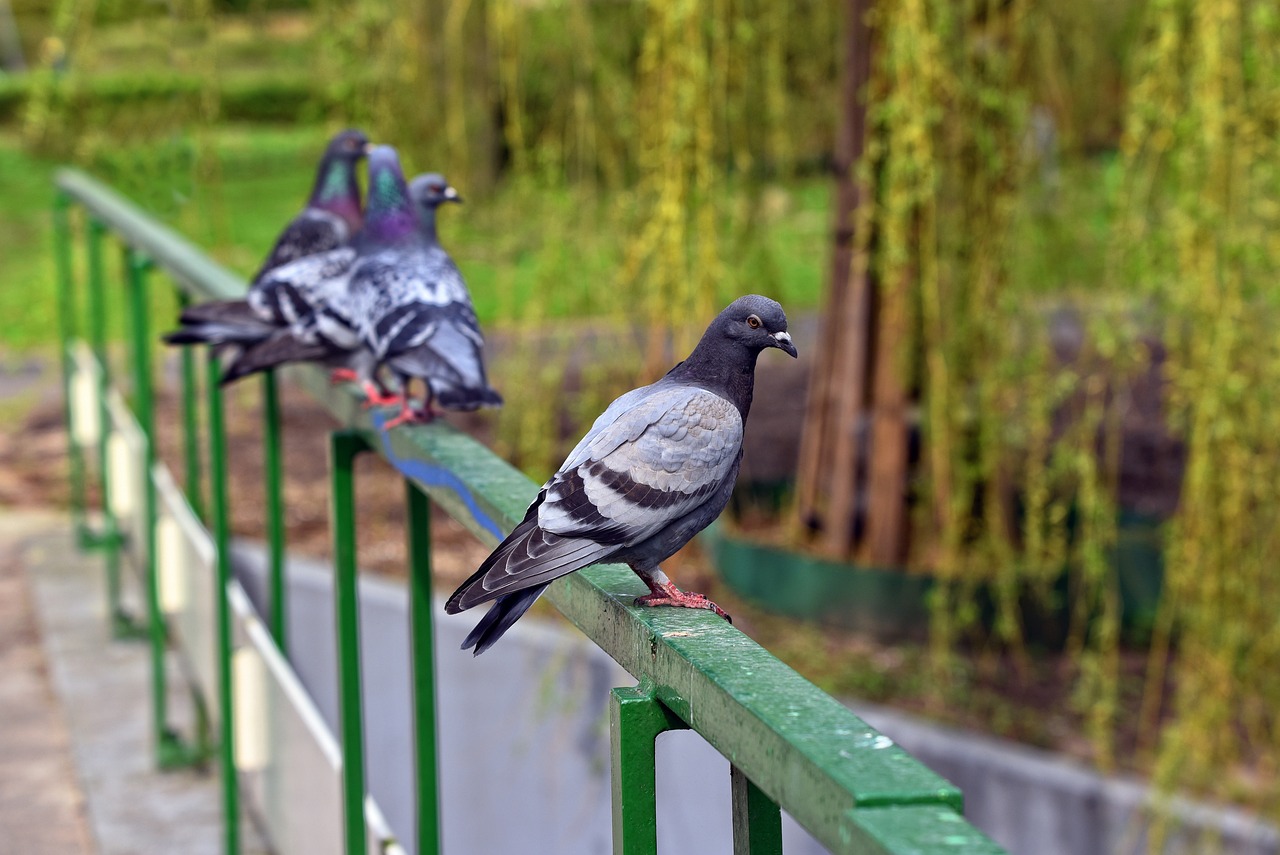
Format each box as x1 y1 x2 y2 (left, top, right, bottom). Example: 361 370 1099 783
460 584 549 655
163 320 275 348
435 384 503 411
178 299 259 326
219 332 332 385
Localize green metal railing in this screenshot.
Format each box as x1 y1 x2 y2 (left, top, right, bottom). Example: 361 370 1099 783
54 167 1008 855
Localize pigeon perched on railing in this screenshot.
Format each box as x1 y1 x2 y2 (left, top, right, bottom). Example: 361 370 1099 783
164 129 370 356
205 144 412 392
445 295 798 655
346 158 503 427
211 148 503 420
250 129 370 281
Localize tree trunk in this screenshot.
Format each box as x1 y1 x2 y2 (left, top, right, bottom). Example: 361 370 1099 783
794 0 873 555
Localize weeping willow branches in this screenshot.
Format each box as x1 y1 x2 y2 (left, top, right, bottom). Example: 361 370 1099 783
1117 0 1280 822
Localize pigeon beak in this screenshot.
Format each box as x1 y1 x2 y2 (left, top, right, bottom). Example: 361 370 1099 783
444 186 463 204
771 330 797 358
362 142 376 155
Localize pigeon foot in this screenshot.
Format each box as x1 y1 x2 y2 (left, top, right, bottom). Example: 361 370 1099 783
360 381 405 408
382 401 437 430
329 368 360 385
635 579 730 621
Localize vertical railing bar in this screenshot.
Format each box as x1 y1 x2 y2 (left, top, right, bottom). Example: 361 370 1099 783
208 353 241 855
262 370 287 654
610 679 688 855
87 218 132 634
406 480 441 855
730 765 784 855
53 193 88 539
179 290 205 522
330 430 370 855
125 246 171 766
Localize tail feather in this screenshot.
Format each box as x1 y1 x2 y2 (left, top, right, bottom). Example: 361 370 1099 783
164 321 274 347
219 332 332 385
436 384 503 411
178 299 260 326
460 584 549 655
166 301 276 348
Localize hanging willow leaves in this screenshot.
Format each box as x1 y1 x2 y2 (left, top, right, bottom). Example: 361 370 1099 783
1117 0 1280 826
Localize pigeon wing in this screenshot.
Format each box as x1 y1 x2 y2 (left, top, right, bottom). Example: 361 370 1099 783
252 209 352 281
541 385 743 543
249 246 357 325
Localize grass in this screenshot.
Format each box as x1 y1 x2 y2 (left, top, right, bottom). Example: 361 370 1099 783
1 125 832 352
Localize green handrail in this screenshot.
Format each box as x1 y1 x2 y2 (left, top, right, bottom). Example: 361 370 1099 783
54 166 1007 855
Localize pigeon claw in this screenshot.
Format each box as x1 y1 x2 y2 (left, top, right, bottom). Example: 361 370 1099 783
634 581 731 622
329 368 360 385
381 401 437 430
359 381 405 409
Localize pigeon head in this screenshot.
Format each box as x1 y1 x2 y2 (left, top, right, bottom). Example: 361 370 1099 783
410 173 463 209
668 294 797 417
409 173 462 244
325 128 372 160
712 294 797 358
359 145 418 246
310 129 371 226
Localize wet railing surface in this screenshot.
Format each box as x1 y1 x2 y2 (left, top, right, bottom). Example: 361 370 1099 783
54 167 1007 855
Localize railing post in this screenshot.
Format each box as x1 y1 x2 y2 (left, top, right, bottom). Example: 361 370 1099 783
262 371 287 654
125 247 175 766
730 765 783 855
89 219 137 635
610 679 688 855
330 430 371 855
179 291 205 522
53 192 89 539
208 354 241 855
406 479 441 855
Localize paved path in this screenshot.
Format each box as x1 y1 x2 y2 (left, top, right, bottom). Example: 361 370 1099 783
0 510 266 855
0 510 96 855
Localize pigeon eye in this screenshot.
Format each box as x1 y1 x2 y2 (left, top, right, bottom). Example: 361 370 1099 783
747 315 761 329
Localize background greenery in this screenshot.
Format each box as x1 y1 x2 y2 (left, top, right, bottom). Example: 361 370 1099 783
4 0 1279 840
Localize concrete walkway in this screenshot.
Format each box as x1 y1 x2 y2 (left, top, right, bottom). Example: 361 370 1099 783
0 511 96 855
0 510 265 855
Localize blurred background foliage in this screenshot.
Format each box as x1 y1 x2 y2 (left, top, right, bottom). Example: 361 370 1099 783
4 0 1280 834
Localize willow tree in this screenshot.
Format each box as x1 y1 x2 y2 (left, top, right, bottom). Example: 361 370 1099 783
1116 0 1280 826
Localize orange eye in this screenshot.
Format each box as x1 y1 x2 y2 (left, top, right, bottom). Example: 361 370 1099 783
747 315 761 329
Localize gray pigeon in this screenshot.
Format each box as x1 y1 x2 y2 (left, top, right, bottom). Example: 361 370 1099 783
347 166 502 427
445 295 797 654
205 145 422 392
251 129 370 280
165 129 370 355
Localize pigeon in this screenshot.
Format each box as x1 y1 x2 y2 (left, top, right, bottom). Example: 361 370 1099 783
445 295 798 654
163 129 370 359
205 145 420 392
346 162 503 427
251 128 371 280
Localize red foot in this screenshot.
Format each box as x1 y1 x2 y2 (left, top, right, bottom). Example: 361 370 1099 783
634 580 731 621
329 368 360 385
381 401 437 430
359 381 405 408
